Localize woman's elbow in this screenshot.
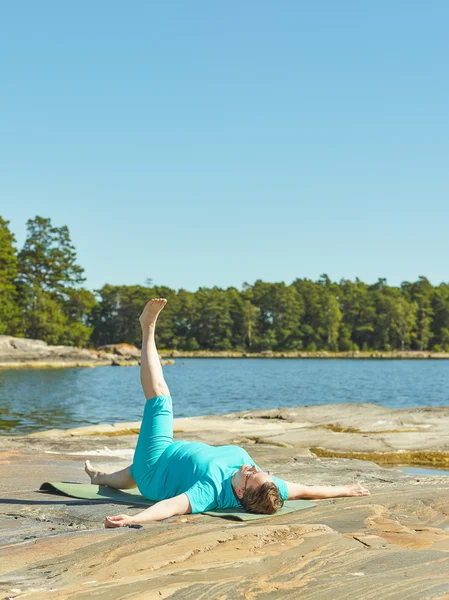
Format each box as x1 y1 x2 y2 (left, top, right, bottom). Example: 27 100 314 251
176 494 192 515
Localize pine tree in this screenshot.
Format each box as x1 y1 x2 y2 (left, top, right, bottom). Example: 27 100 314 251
0 217 21 334
18 216 88 344
18 216 85 293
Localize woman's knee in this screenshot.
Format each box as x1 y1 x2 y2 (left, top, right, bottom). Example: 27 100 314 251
147 383 170 399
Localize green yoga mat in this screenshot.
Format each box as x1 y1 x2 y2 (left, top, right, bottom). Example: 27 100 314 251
39 482 315 521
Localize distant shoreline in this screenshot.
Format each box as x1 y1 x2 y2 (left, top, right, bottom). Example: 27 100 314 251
161 350 449 360
2 331 449 371
2 350 449 369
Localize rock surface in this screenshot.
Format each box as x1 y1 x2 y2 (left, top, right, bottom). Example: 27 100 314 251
3 335 449 369
28 402 449 465
97 343 141 358
0 335 112 368
1 404 449 599
0 336 174 368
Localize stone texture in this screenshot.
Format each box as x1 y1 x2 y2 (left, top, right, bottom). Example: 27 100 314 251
0 335 110 368
27 403 449 463
0 336 174 368
1 404 449 599
97 343 141 358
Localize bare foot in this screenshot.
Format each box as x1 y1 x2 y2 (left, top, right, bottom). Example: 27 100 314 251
139 298 167 329
85 460 104 485
345 482 370 497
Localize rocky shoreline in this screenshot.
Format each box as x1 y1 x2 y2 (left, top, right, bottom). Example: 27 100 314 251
1 403 449 598
0 336 174 368
1 335 449 369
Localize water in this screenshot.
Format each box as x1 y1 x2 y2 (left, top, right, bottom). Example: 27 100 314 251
402 467 449 477
1 359 449 435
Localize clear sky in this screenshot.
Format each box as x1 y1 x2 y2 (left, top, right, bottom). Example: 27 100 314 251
1 1 448 292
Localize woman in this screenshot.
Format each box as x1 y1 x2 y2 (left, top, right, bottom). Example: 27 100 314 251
85 299 370 528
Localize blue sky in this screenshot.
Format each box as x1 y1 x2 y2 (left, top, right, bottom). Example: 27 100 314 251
1 1 448 292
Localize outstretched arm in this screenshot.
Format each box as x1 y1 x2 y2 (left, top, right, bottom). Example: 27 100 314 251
105 493 191 528
286 481 370 500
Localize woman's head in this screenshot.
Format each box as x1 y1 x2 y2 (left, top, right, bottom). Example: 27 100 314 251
233 465 284 514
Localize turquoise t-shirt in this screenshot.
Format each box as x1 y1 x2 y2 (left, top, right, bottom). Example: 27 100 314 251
138 440 288 513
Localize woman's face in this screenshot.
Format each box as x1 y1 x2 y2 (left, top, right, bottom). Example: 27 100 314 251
233 464 273 498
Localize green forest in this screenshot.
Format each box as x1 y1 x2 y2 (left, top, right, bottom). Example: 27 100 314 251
1 216 449 352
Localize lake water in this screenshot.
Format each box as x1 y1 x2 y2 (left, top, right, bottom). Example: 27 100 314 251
1 359 449 435
402 467 449 477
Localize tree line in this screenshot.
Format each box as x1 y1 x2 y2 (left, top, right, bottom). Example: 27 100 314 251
1 216 449 352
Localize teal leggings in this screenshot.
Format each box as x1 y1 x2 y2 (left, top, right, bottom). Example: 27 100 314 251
130 395 174 488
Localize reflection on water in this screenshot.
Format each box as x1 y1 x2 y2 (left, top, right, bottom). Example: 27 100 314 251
1 359 449 435
0 407 21 432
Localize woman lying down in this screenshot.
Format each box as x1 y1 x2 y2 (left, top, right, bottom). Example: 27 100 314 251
85 299 370 527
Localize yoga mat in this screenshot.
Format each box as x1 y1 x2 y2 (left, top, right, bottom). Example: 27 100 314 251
40 482 315 521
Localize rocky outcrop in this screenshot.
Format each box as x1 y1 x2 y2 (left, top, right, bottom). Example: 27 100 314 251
27 403 449 467
2 335 448 368
0 404 449 600
0 336 173 368
0 335 110 368
2 404 449 599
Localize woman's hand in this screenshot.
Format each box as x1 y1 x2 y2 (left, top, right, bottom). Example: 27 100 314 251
104 494 191 527
105 514 135 528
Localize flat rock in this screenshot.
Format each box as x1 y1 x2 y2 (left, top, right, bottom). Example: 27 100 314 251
2 404 449 599
0 336 176 368
97 343 141 358
28 403 449 460
0 335 110 367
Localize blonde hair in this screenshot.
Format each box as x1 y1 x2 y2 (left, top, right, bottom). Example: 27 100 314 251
240 481 284 514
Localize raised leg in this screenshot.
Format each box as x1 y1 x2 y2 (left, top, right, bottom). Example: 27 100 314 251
85 461 137 489
139 298 170 399
85 299 170 490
